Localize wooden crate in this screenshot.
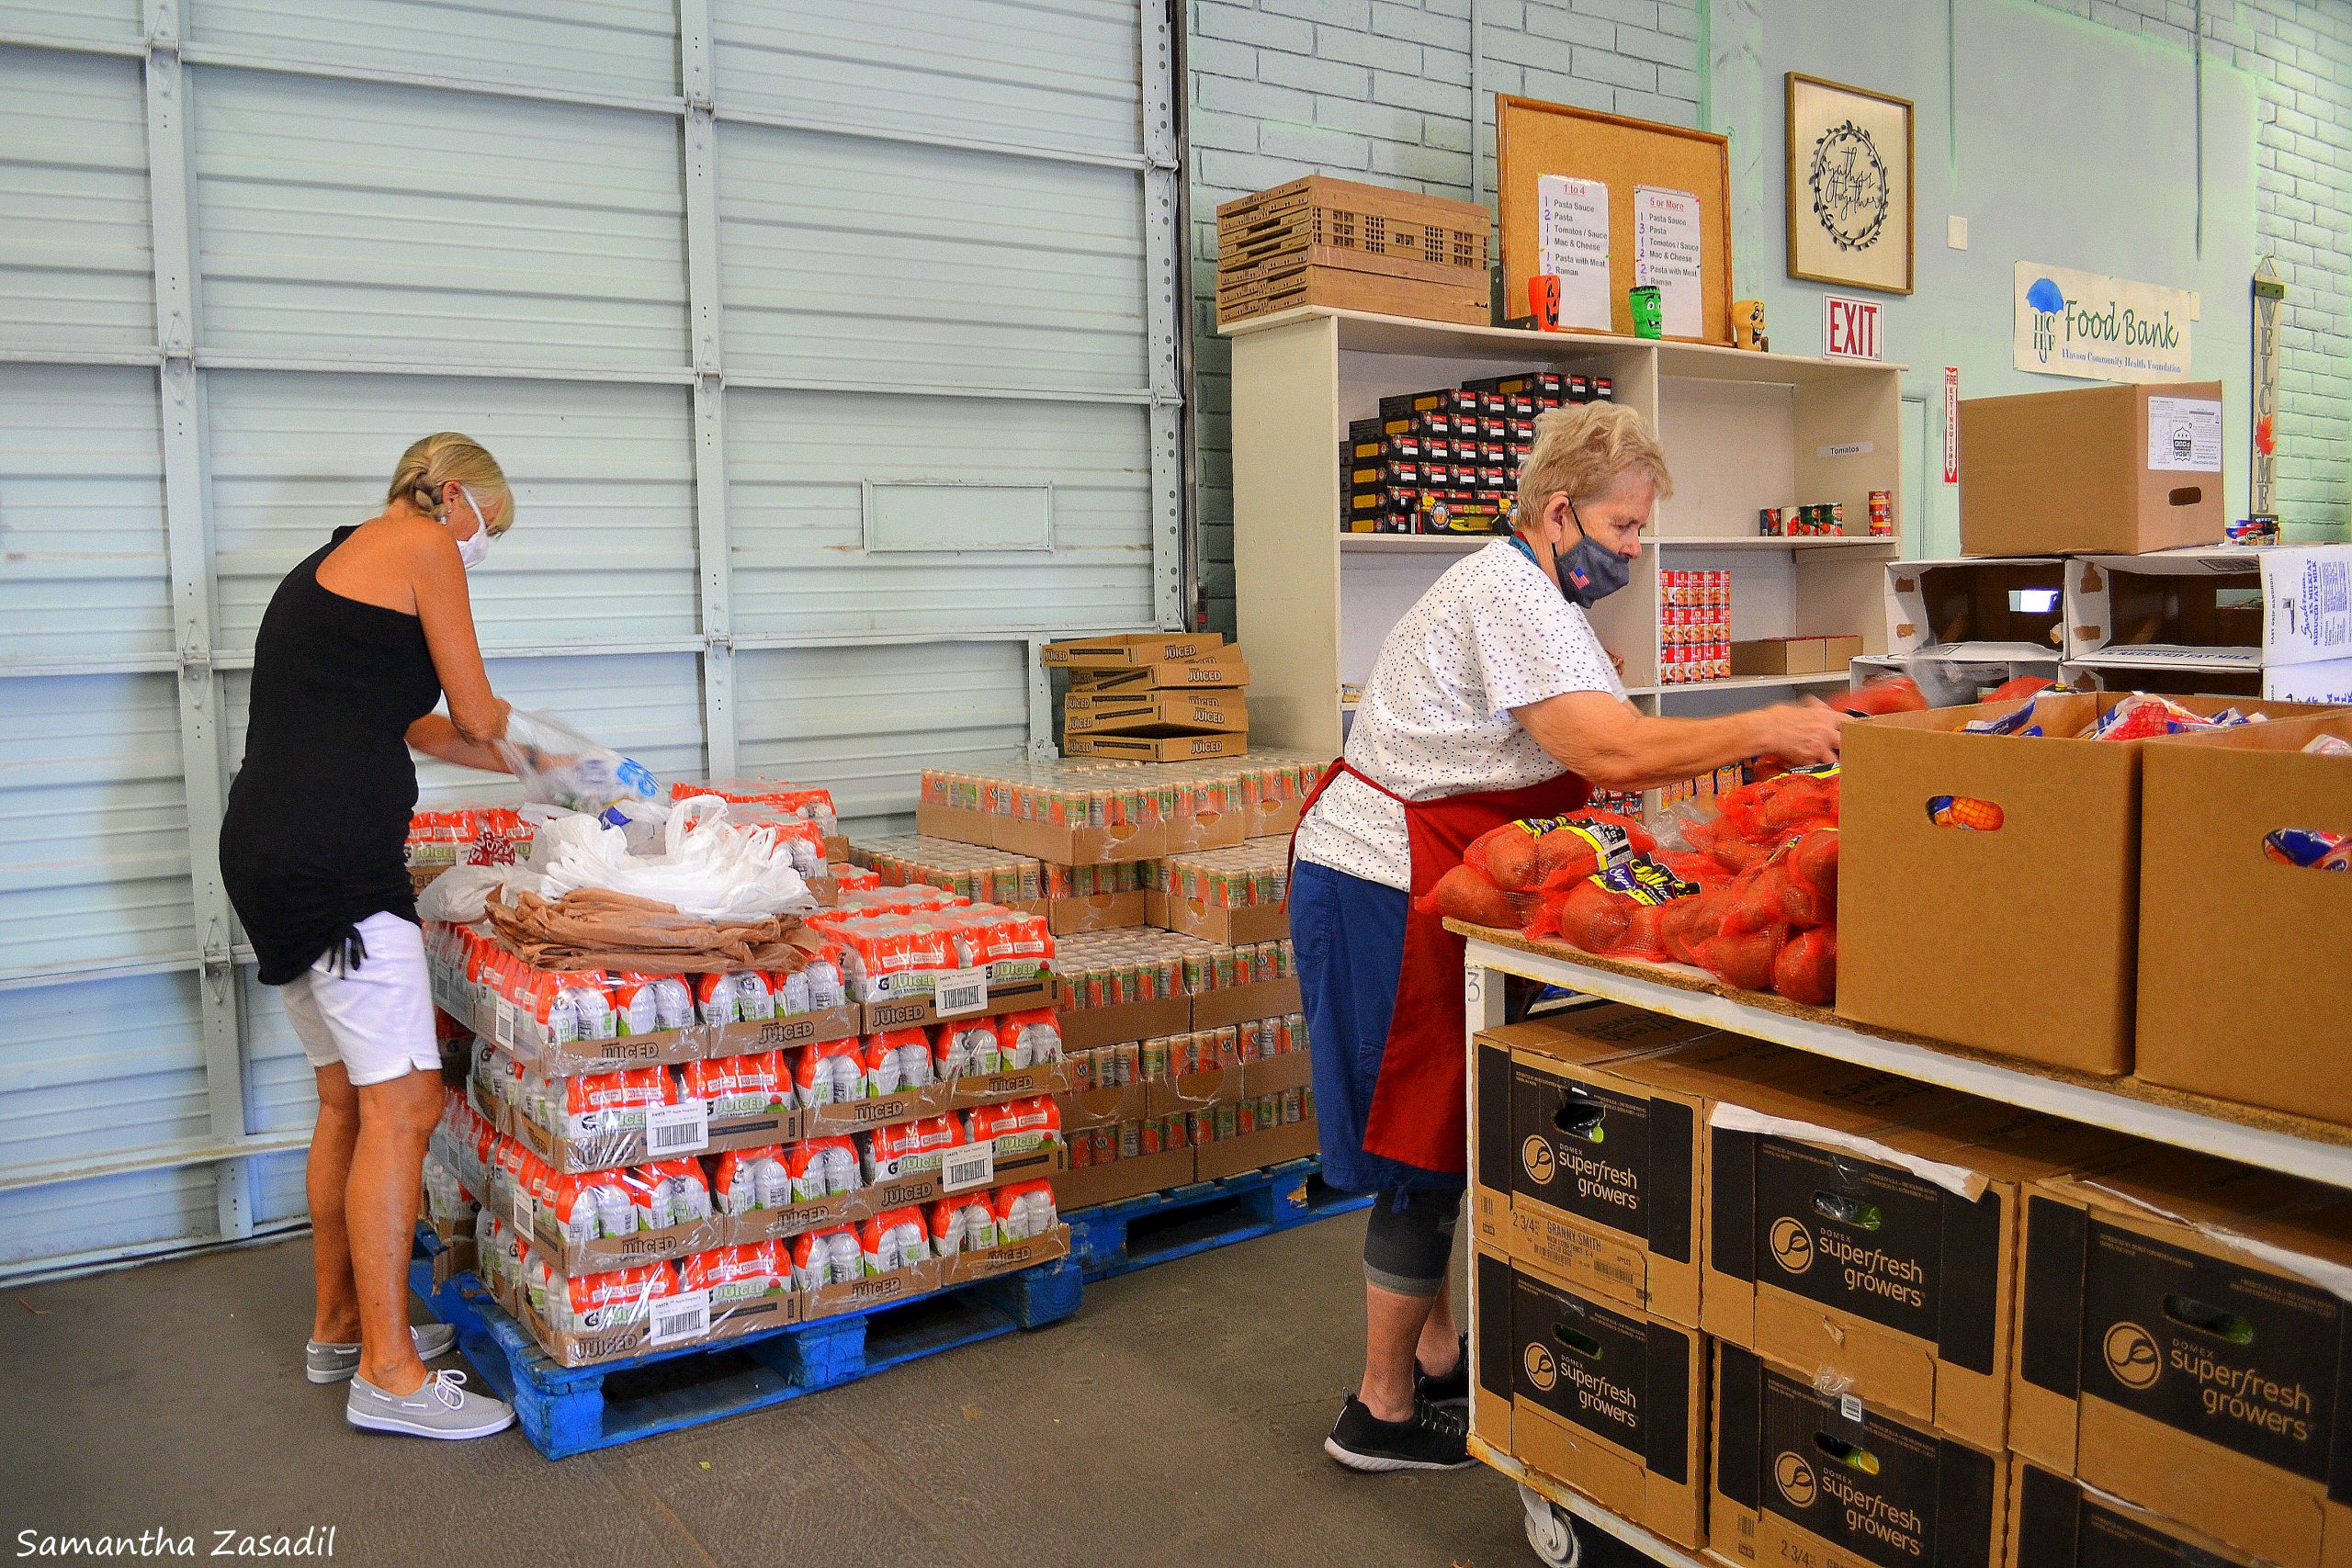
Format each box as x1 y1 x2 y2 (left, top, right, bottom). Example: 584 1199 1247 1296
1215 175 1489 328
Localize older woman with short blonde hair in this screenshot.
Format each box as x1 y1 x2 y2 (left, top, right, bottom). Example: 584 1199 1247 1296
1291 400 1846 1473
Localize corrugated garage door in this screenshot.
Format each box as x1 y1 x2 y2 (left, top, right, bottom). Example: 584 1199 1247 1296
0 0 1182 1280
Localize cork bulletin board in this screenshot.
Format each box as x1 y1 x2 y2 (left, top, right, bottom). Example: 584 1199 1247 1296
1495 96 1734 344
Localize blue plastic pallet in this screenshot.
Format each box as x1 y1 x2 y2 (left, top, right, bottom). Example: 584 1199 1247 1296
409 1253 1081 1460
1066 1156 1371 1282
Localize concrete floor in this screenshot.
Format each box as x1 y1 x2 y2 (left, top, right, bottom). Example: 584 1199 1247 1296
2 1209 1602 1568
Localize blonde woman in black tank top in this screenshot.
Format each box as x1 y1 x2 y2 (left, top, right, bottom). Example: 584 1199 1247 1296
221 433 521 1438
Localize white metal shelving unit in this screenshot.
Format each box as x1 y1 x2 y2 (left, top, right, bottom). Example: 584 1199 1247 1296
1458 925 2352 1568
1227 306 1906 757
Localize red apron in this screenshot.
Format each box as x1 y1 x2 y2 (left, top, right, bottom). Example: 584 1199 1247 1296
1291 760 1589 1175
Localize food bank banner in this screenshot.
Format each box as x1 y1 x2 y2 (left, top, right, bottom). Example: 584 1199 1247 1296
2014 261 2197 383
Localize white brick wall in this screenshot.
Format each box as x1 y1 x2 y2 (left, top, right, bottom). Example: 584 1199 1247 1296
2030 0 2352 542
1187 0 1703 626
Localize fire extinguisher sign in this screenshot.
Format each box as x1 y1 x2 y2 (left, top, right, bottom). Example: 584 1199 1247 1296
1943 367 1959 484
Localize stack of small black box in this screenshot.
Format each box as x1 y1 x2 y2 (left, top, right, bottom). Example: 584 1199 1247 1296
1340 370 1612 536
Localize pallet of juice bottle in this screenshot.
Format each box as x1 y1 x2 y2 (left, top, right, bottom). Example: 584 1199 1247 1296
1060 1156 1370 1282
407 1230 1080 1460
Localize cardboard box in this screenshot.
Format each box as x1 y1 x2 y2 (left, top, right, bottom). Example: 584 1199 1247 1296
857 972 1055 1034
1069 652 1251 692
798 1224 1070 1325
1041 633 1226 669
522 1280 797 1368
1057 994 1190 1055
1470 1010 1803 1327
1046 890 1148 935
1051 1145 1194 1210
1838 694 2321 1076
1189 976 1304 1031
1145 888 1289 946
1064 692 1250 735
915 800 1166 866
1246 791 1305 840
1884 558 2068 664
1472 1246 1708 1550
1193 1117 1319 1180
1732 637 1831 677
2134 712 2352 1122
1959 382 2224 558
1713 1342 2005 1568
2064 546 2352 702
2007 1458 2267 1568
1703 1061 2135 1451
1054 1082 1150 1133
1066 731 1250 762
1822 634 1864 666
2011 1148 2352 1568
478 999 860 1074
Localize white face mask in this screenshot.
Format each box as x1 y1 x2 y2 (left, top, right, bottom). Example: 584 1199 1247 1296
450 486 493 572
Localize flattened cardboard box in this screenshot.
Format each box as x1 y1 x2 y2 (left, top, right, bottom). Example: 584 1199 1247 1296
1040 632 1226 669
2008 1457 2266 1568
1704 1058 2137 1453
1066 731 1250 762
2011 1146 2352 1568
915 800 1167 867
1063 692 1250 735
1473 1245 1707 1549
1470 1008 1811 1328
1838 694 2322 1077
1713 1342 2005 1568
1069 653 1251 693
1959 381 2223 558
2133 712 2352 1124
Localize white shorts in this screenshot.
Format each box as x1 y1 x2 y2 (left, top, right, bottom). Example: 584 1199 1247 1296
281 911 443 1088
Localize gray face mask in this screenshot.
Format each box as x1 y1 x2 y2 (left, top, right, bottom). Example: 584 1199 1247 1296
1552 498 1631 608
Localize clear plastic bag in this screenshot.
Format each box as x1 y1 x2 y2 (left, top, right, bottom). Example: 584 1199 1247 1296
496 708 660 818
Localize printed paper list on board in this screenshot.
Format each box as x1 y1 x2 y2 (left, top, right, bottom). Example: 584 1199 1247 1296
1633 186 1703 338
1535 175 1611 331
2145 397 2222 471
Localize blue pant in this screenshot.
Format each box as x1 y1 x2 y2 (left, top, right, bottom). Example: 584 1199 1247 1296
1289 859 1467 1197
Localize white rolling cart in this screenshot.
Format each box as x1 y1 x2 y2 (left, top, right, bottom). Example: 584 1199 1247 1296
1453 922 2352 1568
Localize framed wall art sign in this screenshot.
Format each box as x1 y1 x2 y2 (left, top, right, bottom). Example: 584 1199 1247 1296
1786 73 1913 295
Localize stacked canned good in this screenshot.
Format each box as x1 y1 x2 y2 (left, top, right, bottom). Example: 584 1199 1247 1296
1660 570 1731 684
1068 1012 1306 1095
1152 839 1290 908
848 834 1043 905
922 753 1327 833
1069 1090 1314 1168
1757 502 1848 538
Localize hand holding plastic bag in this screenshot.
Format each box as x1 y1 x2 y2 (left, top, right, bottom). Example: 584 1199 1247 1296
496 708 659 818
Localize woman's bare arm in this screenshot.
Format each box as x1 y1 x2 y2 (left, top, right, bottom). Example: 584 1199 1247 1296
405 714 509 772
408 524 510 748
1513 691 1845 790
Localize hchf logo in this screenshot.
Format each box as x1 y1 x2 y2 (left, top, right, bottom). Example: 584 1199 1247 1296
1523 1342 1558 1393
1770 1217 1817 1276
2103 1322 2162 1391
1775 1451 1819 1508
1521 1135 1556 1186
2026 276 2065 364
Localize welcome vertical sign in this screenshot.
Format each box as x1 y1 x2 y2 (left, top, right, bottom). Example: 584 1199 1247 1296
2014 262 2197 382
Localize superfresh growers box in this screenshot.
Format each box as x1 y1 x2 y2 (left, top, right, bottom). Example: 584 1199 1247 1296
2011 1147 2352 1568
2008 1458 2268 1568
1713 1343 2005 1568
1473 1245 1707 1551
1703 1058 2137 1453
1470 1007 1805 1328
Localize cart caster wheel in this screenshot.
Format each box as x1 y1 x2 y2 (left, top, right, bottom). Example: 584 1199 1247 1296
1519 1483 1582 1568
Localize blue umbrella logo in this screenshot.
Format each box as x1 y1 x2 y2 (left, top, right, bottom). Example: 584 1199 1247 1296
2025 277 2065 363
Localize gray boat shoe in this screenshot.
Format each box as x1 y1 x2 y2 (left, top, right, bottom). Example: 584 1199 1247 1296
305 1323 458 1383
346 1369 515 1440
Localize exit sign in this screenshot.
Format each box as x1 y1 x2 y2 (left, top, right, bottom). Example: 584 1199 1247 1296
1823 294 1883 360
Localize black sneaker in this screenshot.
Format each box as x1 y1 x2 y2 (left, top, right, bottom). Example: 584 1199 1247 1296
1324 1394 1474 1472
1417 1334 1469 1409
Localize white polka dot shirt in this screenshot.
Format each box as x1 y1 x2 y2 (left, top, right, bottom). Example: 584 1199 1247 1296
1295 539 1626 891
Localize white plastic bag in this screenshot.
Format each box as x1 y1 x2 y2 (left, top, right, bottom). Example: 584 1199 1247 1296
496 708 660 818
529 795 817 921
